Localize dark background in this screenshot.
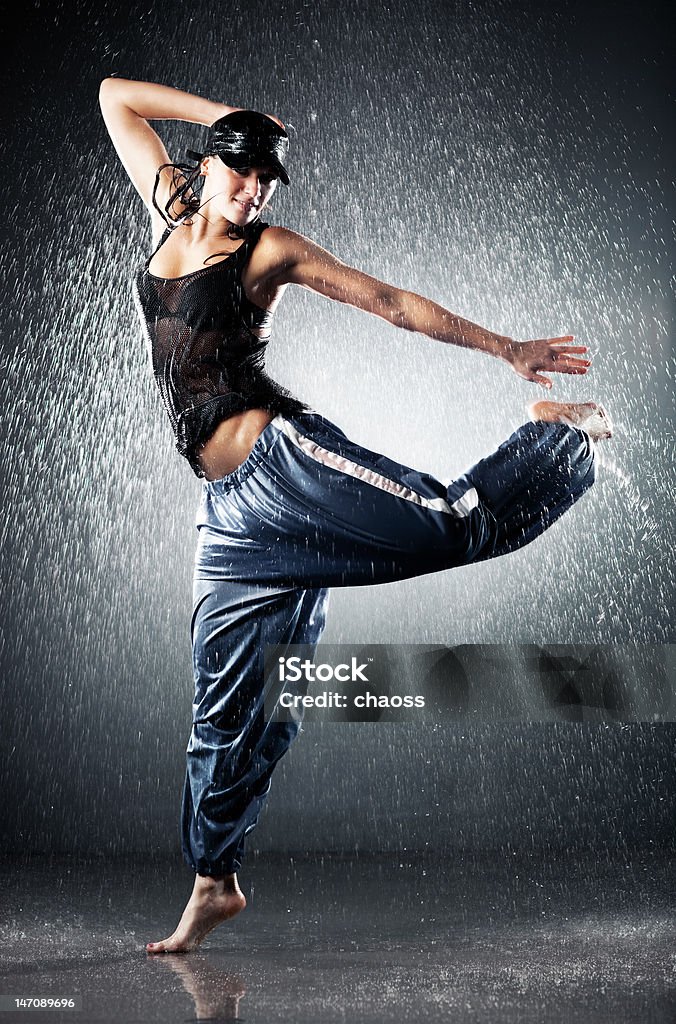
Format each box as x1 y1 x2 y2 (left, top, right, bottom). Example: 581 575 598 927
0 0 673 861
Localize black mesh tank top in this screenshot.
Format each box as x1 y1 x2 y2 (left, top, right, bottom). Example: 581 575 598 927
132 219 306 477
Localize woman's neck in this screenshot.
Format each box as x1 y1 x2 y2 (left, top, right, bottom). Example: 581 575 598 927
180 212 244 243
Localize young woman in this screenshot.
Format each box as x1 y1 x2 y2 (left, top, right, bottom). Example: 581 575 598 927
99 77 611 954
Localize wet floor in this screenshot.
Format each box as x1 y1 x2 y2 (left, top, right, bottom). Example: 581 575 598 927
0 851 674 1023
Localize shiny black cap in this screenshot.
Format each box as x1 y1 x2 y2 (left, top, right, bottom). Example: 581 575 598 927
186 110 290 185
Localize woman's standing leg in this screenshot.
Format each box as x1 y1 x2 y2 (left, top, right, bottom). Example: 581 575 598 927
182 580 329 879
147 581 328 953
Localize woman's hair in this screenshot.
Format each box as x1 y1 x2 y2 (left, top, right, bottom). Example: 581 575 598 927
151 160 248 239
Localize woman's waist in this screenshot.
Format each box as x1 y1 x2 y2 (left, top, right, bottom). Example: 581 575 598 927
197 408 275 480
162 386 308 478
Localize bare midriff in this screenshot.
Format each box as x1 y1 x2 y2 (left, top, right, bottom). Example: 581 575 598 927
196 407 274 481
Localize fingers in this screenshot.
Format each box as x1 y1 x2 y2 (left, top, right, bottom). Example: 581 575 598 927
550 350 591 360
551 348 590 359
553 362 589 374
524 339 592 362
543 337 590 359
548 343 590 359
547 344 592 372
557 364 590 374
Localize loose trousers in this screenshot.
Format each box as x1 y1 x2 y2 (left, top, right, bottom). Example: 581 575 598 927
181 412 596 875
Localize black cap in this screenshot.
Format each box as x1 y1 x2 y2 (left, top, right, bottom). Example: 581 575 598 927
186 110 290 185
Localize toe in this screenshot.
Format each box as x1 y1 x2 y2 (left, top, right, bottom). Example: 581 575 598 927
146 940 169 953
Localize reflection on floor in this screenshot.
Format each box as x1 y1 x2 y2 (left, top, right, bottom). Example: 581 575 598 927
0 851 674 1023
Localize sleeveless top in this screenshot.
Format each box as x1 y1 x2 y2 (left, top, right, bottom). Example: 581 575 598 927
132 219 307 478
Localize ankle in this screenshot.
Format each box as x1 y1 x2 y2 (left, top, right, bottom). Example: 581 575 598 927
195 872 241 895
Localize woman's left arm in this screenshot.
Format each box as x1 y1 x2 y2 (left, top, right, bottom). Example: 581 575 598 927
269 229 591 389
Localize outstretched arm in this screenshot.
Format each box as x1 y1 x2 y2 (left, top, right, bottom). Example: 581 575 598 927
267 229 590 388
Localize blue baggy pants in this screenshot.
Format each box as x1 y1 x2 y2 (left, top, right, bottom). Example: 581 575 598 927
181 412 596 875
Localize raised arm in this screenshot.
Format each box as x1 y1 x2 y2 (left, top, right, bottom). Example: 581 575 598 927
98 78 239 233
266 228 591 388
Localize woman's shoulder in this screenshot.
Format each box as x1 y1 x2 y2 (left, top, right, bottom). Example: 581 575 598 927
246 225 331 289
255 224 318 260
258 224 305 244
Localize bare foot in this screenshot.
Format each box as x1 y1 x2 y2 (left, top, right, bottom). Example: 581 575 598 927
146 873 246 954
527 400 613 440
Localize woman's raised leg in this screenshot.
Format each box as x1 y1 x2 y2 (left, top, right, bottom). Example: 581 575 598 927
191 411 597 589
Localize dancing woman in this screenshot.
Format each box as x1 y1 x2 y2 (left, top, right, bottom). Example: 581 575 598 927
99 77 611 953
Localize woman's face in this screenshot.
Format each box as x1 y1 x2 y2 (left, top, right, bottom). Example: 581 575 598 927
202 156 278 225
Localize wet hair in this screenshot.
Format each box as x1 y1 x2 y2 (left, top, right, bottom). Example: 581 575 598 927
152 159 222 231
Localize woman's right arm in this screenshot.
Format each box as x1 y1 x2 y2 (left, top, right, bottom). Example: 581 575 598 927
98 77 237 230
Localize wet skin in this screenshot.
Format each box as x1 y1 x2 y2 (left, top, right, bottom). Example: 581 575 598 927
146 873 246 954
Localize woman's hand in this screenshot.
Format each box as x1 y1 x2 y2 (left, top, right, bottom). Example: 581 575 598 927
502 336 592 388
